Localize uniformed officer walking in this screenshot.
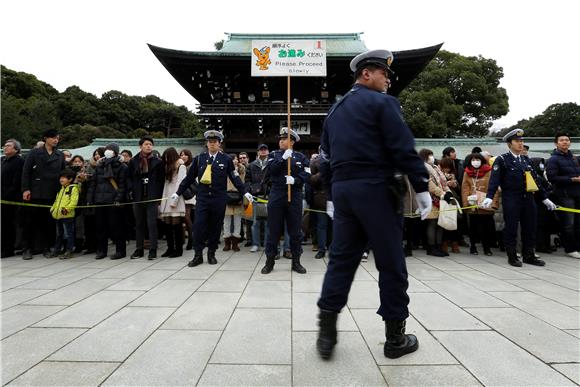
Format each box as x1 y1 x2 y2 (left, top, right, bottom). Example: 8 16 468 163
483 128 557 266
261 128 310 275
316 50 432 360
172 130 252 267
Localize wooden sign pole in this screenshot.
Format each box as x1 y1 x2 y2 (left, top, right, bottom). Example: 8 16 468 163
287 75 292 202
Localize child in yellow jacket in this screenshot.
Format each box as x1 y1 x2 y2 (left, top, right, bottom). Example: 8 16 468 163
49 169 80 259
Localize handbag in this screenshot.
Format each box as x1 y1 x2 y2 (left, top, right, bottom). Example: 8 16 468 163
438 200 458 230
226 191 242 205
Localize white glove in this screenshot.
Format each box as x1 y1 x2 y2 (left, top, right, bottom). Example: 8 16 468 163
244 192 254 203
542 198 557 211
285 175 295 185
481 198 493 209
282 149 293 160
326 201 334 219
171 193 179 201
415 191 432 220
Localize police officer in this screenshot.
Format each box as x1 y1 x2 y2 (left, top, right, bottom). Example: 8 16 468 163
316 50 432 360
172 130 253 267
483 128 557 267
261 128 310 275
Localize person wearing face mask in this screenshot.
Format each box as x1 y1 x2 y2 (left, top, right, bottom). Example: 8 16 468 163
461 153 499 255
87 143 128 259
419 149 453 257
70 155 88 253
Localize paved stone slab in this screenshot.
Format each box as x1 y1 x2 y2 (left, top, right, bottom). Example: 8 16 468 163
238 280 291 308
130 279 203 307
18 262 76 278
2 305 65 339
346 280 381 308
434 330 575 386
17 268 103 290
380 365 482 386
170 263 220 280
351 310 457 365
292 272 325 292
410 293 489 330
1 328 86 383
449 270 525 291
161 291 240 330
423 280 509 307
523 269 580 291
146 257 188 270
465 263 536 279
552 363 580 385
219 255 260 271
106 269 174 291
1 289 51 310
7 361 119 386
293 331 386 386
198 365 292 387
566 329 580 338
34 290 143 328
2 276 43 291
508 279 580 307
198 270 252 292
23 278 120 306
490 291 579 329
90 262 153 279
468 307 580 363
210 308 291 364
103 330 220 386
49 307 174 362
251 264 292 281
422 259 472 271
406 263 455 280
407 276 434 293
292 292 358 331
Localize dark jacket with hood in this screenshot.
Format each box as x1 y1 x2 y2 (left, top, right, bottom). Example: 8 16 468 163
87 156 128 204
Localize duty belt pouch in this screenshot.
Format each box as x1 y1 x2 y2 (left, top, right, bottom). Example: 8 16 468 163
524 171 539 192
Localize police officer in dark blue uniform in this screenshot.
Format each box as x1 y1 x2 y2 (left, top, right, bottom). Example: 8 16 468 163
316 49 432 360
172 130 253 267
483 128 557 267
261 127 311 275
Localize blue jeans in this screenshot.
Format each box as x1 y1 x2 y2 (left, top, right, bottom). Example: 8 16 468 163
316 212 329 253
54 218 75 252
557 195 580 252
251 207 268 247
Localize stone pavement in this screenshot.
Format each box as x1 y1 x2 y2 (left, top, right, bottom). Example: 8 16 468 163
1 243 579 386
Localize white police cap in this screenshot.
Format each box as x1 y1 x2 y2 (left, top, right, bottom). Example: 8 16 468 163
502 128 524 143
279 127 300 142
204 130 224 141
349 49 394 73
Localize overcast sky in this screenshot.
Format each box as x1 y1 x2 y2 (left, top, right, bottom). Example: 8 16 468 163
2 0 578 130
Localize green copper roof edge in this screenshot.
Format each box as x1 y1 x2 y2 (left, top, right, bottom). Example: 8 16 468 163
225 32 364 40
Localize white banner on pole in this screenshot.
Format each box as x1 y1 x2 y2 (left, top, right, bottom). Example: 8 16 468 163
251 40 327 77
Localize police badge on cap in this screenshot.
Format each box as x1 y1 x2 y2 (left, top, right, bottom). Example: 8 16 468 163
279 127 300 142
350 49 394 74
204 130 224 142
502 128 524 143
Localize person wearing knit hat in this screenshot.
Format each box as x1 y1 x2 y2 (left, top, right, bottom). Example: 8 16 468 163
105 143 120 157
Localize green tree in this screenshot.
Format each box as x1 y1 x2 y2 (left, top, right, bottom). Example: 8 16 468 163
399 50 509 137
495 103 580 137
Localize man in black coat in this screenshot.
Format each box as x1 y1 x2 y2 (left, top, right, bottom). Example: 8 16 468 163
127 136 165 260
21 129 66 259
1 139 25 258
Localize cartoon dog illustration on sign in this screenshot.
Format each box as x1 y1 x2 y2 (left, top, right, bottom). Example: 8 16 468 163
253 46 271 70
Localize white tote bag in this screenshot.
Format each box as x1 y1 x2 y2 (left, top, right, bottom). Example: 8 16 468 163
437 200 458 231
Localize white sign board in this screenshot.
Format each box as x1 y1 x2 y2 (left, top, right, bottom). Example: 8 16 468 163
251 40 327 77
280 120 310 135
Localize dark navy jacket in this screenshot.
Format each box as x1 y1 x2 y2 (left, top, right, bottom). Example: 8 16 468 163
546 149 580 197
321 83 428 193
487 152 547 200
127 154 165 201
21 147 66 201
264 150 310 202
177 151 245 199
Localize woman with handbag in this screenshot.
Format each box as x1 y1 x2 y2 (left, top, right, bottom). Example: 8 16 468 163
461 153 499 256
159 147 187 257
223 154 246 252
419 149 454 257
439 157 462 254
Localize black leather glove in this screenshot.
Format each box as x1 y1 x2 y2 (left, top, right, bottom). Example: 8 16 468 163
443 191 453 204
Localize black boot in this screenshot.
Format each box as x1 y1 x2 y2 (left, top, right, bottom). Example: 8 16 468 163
384 320 419 359
161 226 175 257
427 245 446 257
507 247 522 267
523 249 545 266
404 244 413 257
317 309 338 360
188 251 203 267
171 224 184 258
292 256 307 274
261 256 276 274
207 250 217 265
148 248 157 260
470 246 479 255
131 249 144 259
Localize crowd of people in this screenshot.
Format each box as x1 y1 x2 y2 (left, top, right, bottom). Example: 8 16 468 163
1 129 579 267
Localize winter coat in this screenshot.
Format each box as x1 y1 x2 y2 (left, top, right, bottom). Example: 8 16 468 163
21 147 66 200
403 175 418 217
225 164 246 216
461 167 500 215
425 163 450 220
309 156 329 210
1 155 25 201
159 160 187 217
87 157 128 204
50 184 80 219
247 157 269 196
127 153 165 202
546 149 580 197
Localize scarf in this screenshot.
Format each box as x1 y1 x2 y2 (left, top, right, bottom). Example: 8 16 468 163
464 164 491 178
139 152 153 174
102 157 116 179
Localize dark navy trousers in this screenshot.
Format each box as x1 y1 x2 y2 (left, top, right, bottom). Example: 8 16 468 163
265 190 303 258
318 180 410 321
502 193 537 251
193 194 228 253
